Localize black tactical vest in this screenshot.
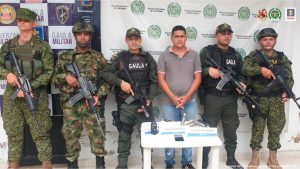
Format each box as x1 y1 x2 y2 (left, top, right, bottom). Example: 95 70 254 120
203 45 239 90
116 50 151 99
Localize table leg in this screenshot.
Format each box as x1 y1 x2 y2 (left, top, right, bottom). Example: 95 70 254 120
211 146 220 169
196 147 203 169
143 148 151 169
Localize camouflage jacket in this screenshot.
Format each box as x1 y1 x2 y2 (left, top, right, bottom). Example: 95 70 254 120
52 49 109 102
102 49 159 100
242 50 294 93
0 35 54 91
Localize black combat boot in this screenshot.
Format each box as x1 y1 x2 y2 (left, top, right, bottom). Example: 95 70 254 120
226 152 244 169
67 159 79 169
202 147 211 169
96 156 105 169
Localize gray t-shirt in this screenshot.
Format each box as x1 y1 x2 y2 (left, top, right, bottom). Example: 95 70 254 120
157 48 202 103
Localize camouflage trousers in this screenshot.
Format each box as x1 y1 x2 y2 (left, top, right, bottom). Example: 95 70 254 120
3 90 52 162
61 101 106 162
250 96 286 150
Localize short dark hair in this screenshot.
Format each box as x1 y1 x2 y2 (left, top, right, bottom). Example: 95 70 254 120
171 25 186 36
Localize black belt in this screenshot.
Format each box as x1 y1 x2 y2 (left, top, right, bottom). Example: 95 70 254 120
206 88 235 97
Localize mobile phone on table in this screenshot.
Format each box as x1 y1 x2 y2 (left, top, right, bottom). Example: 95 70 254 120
174 134 184 141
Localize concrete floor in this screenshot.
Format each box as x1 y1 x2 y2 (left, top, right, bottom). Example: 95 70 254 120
1 130 300 169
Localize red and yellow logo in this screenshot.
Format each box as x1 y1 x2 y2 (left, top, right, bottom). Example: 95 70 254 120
0 4 16 24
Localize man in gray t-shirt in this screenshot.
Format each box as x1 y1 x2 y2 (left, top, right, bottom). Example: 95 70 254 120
157 25 202 169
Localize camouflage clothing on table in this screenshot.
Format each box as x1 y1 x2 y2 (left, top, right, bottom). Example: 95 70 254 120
52 49 109 162
242 50 294 150
0 35 54 162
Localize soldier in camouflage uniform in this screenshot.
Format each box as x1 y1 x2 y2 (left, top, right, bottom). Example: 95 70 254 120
52 22 108 169
0 8 53 169
102 28 159 169
242 28 294 169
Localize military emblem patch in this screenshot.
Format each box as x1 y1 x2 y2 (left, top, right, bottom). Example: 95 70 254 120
238 7 250 21
148 25 161 39
269 8 282 22
0 5 16 24
131 0 145 15
56 5 69 24
258 8 268 21
167 2 181 17
186 27 197 41
203 5 217 19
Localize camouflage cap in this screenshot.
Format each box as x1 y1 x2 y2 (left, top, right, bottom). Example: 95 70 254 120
258 28 278 40
126 27 141 38
16 8 37 21
72 22 94 34
216 23 233 34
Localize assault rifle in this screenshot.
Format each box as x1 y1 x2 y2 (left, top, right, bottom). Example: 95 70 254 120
65 62 105 138
208 57 266 120
9 50 40 131
256 50 300 109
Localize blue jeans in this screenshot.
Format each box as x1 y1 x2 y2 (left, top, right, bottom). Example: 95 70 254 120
163 99 196 166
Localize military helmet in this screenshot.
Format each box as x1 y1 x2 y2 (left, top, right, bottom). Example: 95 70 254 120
258 28 278 40
72 22 94 34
